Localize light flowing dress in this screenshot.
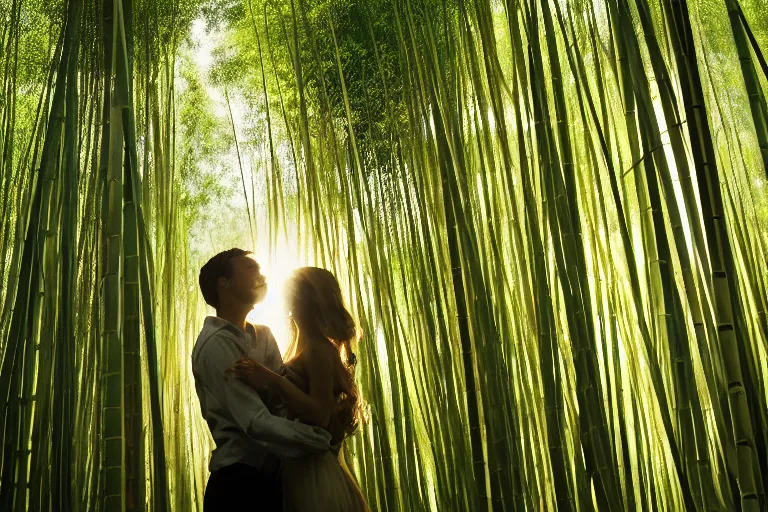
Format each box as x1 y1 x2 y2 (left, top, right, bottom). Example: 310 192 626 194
282 359 370 512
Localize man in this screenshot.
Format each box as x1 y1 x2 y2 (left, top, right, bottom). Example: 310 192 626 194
192 248 331 511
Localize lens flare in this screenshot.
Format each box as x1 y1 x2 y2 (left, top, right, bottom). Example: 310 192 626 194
246 245 303 355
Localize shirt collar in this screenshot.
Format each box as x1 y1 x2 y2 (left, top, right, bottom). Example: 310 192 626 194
203 316 258 339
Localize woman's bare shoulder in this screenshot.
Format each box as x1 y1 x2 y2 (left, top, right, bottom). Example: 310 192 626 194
305 339 339 364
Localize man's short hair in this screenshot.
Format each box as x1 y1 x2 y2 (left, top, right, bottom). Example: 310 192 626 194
199 248 252 309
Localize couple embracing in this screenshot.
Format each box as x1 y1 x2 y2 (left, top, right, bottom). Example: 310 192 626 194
192 248 370 511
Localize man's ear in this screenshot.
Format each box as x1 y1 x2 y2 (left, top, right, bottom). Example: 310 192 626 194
218 276 229 288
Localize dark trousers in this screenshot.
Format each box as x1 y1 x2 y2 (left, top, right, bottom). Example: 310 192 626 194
204 463 282 511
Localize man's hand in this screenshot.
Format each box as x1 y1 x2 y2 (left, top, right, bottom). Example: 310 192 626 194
226 358 280 390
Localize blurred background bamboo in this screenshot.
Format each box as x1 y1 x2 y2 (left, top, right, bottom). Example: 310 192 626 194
0 0 767 510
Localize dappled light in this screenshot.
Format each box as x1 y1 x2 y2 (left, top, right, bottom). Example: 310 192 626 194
1 0 767 510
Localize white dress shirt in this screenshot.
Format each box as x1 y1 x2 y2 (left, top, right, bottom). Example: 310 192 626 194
192 316 331 472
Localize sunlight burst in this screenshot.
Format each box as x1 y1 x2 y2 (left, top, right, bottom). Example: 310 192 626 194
246 245 303 355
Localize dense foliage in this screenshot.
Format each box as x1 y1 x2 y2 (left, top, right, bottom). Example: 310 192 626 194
0 0 767 510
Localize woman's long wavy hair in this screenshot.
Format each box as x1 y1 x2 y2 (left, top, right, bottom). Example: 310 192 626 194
284 267 364 439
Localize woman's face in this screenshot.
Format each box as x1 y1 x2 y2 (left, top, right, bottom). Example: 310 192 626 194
284 277 306 320
285 272 324 330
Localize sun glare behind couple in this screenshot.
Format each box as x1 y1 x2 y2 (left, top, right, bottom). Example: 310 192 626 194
245 249 302 356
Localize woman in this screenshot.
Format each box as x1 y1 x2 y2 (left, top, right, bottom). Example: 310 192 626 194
227 267 370 512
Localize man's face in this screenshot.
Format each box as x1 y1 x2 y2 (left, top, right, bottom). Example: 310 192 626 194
221 254 268 306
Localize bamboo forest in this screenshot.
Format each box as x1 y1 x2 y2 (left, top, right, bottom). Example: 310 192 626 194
1 0 768 509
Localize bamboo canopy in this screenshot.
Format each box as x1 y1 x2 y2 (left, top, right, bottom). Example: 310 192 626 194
0 0 767 510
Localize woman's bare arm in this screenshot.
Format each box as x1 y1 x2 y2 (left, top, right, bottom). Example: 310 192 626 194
228 343 338 429
227 343 339 430
274 345 336 428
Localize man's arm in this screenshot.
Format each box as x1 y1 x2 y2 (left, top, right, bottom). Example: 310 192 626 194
196 333 330 458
